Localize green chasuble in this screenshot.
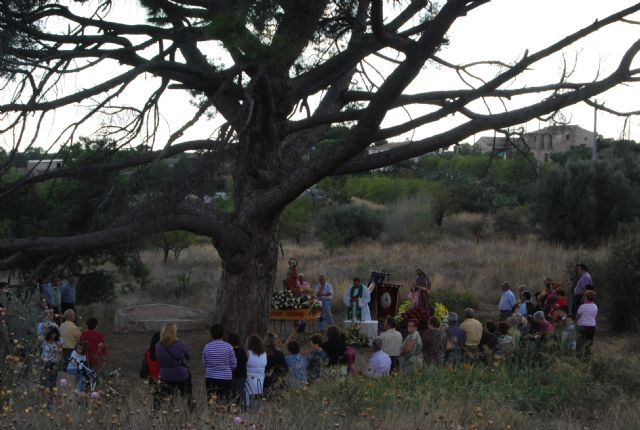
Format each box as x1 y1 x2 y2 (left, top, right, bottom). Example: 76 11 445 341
347 285 364 320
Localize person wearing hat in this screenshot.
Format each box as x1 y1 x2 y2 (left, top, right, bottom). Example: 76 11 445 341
444 312 465 366
459 308 483 361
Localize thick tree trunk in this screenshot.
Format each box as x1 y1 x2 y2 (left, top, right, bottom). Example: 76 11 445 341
216 220 279 341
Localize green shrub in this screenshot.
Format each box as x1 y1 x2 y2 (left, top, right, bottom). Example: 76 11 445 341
536 160 640 245
383 194 434 242
601 222 640 332
76 271 116 305
441 212 491 241
430 289 479 315
174 272 191 298
129 255 151 290
279 196 315 243
344 175 429 203
493 205 532 239
316 204 383 248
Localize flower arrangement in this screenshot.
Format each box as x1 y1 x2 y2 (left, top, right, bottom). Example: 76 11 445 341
433 302 449 324
272 289 321 310
402 306 431 322
345 326 370 347
395 301 410 323
395 300 431 323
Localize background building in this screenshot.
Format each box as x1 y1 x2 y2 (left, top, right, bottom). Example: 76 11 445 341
475 125 595 162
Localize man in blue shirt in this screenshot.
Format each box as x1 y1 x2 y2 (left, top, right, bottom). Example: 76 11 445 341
498 282 517 321
60 277 77 313
40 277 55 309
314 275 334 330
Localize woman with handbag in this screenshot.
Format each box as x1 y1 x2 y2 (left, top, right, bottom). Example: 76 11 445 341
245 334 267 409
155 323 192 402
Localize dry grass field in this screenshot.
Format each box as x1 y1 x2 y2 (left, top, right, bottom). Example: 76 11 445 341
124 222 603 320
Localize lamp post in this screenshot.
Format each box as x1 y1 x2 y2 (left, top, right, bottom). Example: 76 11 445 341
592 100 598 161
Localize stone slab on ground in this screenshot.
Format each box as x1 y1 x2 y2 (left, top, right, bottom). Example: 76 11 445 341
114 303 210 333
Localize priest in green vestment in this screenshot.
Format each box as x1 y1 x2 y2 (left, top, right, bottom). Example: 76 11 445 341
343 277 372 321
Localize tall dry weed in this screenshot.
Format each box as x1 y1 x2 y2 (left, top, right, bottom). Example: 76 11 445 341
127 236 604 318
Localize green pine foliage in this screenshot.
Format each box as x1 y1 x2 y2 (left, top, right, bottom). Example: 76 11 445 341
601 222 640 332
316 204 383 248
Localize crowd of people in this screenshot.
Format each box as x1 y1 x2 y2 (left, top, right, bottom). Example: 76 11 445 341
6 263 597 411
23 274 106 402
139 323 364 409
135 262 599 409
35 309 107 403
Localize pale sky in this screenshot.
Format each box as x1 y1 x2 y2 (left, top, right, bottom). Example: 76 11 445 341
2 0 640 153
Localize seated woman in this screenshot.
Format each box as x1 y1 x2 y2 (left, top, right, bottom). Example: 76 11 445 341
264 332 287 394
142 332 161 383
322 326 348 367
285 341 308 388
245 335 267 408
155 323 191 401
306 335 328 381
227 332 247 403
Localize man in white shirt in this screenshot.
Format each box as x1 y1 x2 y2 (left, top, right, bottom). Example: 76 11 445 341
378 316 403 371
314 275 334 330
364 338 391 378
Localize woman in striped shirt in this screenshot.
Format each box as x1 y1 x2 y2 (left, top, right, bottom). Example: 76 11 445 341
202 324 237 402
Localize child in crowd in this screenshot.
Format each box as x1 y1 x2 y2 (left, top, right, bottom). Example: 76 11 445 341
285 341 308 388
40 327 62 402
37 309 60 342
80 318 107 369
561 315 577 353
496 322 514 358
66 342 88 393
